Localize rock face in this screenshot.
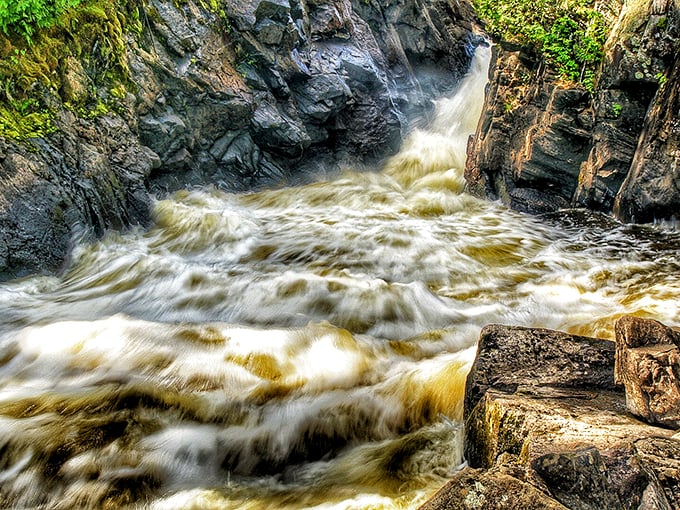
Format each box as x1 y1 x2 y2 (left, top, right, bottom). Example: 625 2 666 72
465 0 680 220
0 113 154 279
463 324 618 418
615 315 680 428
0 0 478 279
420 320 680 510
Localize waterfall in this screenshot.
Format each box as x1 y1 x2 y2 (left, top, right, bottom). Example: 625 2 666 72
0 45 679 509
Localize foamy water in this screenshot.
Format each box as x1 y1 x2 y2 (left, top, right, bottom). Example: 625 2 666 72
0 46 679 509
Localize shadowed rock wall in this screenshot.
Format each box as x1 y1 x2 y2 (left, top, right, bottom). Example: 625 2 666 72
465 0 680 222
0 0 479 279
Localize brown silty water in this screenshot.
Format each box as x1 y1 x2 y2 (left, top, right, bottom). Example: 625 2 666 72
0 46 679 509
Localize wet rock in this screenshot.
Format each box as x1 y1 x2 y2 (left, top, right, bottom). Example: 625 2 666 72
254 19 287 46
466 0 680 221
464 324 617 417
614 49 680 223
615 315 680 428
634 436 680 509
0 115 153 279
250 101 310 157
419 466 569 510
426 322 680 510
293 74 351 123
255 0 291 24
464 48 594 214
532 447 624 510
308 0 354 40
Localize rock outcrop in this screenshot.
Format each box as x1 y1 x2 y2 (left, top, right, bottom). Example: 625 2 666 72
615 315 680 428
0 0 479 279
420 319 680 510
465 0 680 221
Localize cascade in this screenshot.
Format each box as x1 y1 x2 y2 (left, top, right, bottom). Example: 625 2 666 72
0 46 679 509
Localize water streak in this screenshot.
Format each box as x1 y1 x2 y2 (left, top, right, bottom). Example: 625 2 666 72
0 45 679 509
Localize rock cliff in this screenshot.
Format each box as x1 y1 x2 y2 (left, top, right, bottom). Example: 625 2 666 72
465 0 680 222
0 0 479 279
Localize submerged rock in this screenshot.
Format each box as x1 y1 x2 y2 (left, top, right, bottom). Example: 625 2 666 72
422 319 680 510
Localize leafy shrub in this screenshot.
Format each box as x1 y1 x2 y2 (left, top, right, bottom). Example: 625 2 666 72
0 0 82 42
474 0 610 91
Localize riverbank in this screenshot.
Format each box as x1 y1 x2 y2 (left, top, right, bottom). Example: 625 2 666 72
0 0 479 279
420 316 680 509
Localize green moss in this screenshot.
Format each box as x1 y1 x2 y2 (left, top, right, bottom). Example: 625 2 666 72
0 102 56 140
0 0 141 140
474 0 612 92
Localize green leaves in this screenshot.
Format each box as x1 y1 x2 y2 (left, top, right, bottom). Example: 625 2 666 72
0 0 82 43
474 0 610 92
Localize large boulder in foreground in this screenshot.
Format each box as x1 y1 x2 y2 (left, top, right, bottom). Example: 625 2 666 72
463 324 617 418
421 321 680 510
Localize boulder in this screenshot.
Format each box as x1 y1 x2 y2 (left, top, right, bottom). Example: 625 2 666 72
419 323 680 510
615 315 680 428
464 324 617 417
419 466 569 510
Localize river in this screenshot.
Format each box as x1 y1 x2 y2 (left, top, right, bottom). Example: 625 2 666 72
0 46 679 509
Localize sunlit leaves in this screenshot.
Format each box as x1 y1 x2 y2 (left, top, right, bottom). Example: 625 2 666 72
474 0 610 91
0 0 82 42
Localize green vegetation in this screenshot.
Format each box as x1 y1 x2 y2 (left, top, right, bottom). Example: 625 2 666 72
656 72 668 87
0 0 144 140
474 0 611 92
612 102 622 117
0 0 82 43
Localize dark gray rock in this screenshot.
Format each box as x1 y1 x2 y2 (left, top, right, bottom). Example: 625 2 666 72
614 50 680 223
532 447 624 510
465 0 680 221
255 0 291 24
464 324 617 417
0 115 153 279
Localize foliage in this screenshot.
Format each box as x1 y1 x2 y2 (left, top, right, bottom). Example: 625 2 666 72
0 0 142 140
474 0 611 92
0 0 82 43
0 100 56 139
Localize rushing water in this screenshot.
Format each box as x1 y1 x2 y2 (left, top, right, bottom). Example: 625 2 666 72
1 46 680 509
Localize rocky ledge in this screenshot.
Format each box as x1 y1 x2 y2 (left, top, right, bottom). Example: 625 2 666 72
420 316 680 509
